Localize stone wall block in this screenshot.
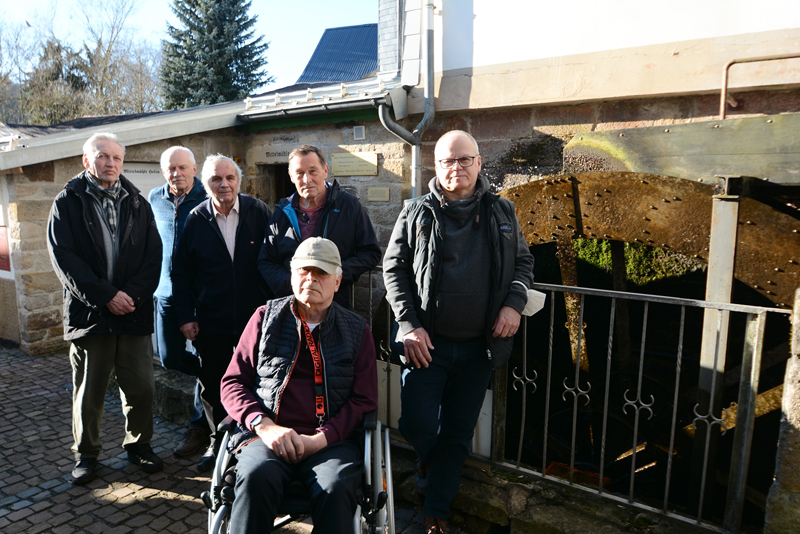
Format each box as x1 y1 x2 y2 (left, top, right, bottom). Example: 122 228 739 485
22 272 62 293
22 161 55 182
20 249 54 272
321 131 345 145
476 139 515 166
23 309 61 330
24 337 68 356
17 237 47 252
9 200 54 223
297 131 322 145
534 104 596 137
472 109 534 141
54 158 82 184
23 292 53 311
17 221 46 241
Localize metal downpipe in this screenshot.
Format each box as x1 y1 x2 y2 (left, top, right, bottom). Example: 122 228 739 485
378 0 436 199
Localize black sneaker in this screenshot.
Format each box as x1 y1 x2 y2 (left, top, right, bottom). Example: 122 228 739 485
126 443 164 474
71 458 98 485
173 427 211 458
197 442 217 473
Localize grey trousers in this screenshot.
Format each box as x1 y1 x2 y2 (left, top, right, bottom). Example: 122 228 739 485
69 334 155 460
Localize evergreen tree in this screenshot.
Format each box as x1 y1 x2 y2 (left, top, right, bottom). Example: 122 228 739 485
161 0 272 109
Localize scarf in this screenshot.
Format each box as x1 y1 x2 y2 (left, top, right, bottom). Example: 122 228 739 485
85 172 122 233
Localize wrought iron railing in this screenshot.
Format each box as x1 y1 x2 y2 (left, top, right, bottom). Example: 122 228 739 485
494 283 792 533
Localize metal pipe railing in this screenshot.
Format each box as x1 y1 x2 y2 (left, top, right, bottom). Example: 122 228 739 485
720 53 800 119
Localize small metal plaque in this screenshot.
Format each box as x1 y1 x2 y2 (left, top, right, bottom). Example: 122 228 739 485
331 153 378 176
367 187 390 202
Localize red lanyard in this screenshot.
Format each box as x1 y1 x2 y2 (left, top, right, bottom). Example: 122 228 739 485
302 321 325 426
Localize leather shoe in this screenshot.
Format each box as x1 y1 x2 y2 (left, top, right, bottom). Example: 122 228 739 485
71 458 98 485
197 442 217 472
126 443 164 474
173 427 210 458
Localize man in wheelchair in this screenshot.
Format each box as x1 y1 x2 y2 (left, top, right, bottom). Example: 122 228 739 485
219 237 378 533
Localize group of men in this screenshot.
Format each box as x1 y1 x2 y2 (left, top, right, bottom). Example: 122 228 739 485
47 129 533 534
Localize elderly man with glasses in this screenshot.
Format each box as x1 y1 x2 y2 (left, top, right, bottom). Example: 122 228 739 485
383 130 534 534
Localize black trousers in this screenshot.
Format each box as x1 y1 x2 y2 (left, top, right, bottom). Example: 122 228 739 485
194 332 238 442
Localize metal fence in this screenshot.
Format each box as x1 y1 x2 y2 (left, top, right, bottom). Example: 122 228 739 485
493 283 793 533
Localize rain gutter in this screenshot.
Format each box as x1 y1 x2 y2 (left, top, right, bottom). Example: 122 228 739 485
378 0 436 199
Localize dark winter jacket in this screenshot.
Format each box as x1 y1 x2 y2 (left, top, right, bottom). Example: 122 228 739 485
47 171 162 340
148 177 207 299
173 194 272 337
383 176 535 369
258 180 381 307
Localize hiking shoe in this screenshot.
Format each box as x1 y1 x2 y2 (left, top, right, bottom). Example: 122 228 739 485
71 458 98 485
415 460 430 492
173 427 210 458
126 443 164 474
424 516 449 534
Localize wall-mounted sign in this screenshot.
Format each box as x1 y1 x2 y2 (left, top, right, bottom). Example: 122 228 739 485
263 148 294 164
367 187 390 202
0 226 10 272
122 163 164 196
331 153 378 176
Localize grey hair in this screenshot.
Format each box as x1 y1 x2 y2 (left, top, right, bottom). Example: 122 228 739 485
201 154 242 197
83 132 126 157
160 146 196 169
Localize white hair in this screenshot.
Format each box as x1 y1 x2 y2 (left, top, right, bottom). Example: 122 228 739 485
201 154 242 197
160 146 196 169
83 132 125 157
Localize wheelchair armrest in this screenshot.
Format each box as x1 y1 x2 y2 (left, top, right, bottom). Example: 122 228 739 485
217 415 235 434
362 409 377 431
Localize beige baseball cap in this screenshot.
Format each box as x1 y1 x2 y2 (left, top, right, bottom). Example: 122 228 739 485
290 237 342 274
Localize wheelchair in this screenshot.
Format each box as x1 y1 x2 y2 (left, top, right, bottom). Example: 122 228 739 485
201 411 395 533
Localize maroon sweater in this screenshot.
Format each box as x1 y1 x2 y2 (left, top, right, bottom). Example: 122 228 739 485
220 305 378 444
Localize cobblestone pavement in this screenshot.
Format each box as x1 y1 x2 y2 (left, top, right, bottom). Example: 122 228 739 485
0 350 428 534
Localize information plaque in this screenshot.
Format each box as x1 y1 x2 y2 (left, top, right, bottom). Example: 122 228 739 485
331 153 378 176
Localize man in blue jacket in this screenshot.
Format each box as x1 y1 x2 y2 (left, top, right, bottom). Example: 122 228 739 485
149 146 209 459
258 144 381 309
47 132 163 485
173 154 272 471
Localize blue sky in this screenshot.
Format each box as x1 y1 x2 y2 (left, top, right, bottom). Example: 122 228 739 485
4 0 378 90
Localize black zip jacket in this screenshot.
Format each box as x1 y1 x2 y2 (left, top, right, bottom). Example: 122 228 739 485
47 171 162 340
257 180 381 308
173 194 272 337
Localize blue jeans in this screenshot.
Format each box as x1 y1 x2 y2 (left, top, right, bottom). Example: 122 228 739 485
155 296 205 428
399 335 492 520
231 438 362 534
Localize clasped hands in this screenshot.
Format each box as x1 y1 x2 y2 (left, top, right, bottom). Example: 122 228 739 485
254 418 327 464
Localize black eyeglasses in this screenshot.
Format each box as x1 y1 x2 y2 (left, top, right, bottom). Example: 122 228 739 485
437 156 478 169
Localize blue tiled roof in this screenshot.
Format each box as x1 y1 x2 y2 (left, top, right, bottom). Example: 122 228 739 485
296 24 378 84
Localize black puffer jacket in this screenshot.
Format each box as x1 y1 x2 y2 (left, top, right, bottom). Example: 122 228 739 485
173 194 272 337
47 171 162 340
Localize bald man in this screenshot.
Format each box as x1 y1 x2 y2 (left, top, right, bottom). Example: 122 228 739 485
383 130 534 533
